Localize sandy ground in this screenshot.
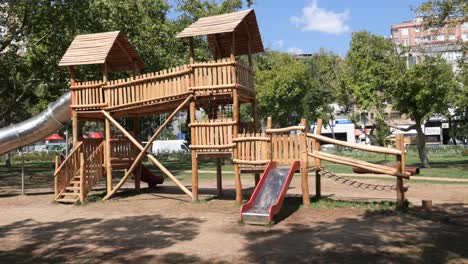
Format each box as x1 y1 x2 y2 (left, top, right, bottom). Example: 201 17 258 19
0 174 467 263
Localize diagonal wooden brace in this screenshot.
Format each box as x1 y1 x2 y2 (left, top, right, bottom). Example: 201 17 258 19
102 96 193 200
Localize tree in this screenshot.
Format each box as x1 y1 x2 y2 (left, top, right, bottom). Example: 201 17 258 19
390 56 457 167
254 51 311 127
302 49 344 128
340 31 405 145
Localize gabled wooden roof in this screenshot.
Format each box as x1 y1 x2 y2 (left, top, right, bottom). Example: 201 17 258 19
59 31 144 72
176 9 264 58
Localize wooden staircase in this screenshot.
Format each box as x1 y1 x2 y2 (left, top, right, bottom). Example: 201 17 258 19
55 171 81 203
54 139 106 204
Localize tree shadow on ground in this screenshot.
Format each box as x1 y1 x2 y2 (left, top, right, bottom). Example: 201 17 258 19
242 203 468 263
0 214 204 263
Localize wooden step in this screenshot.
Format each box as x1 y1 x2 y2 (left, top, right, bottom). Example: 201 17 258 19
70 181 80 184
56 197 78 204
65 186 80 191
61 192 79 196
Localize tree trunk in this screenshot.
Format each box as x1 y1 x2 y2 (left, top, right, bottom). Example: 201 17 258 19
415 120 430 168
4 153 11 168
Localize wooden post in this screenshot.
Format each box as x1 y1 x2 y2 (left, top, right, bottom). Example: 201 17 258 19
72 111 79 148
266 116 273 160
79 152 85 203
188 37 194 64
133 117 141 191
105 118 112 195
314 119 323 199
190 100 198 202
395 134 406 207
216 158 222 196
230 32 243 204
300 118 310 205
54 156 59 196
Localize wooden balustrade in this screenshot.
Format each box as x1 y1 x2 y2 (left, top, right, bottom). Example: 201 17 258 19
82 138 104 157
236 61 254 96
54 142 83 197
190 58 237 96
71 81 106 110
68 59 255 111
104 65 191 109
81 141 105 200
111 138 136 160
190 118 235 152
233 132 269 165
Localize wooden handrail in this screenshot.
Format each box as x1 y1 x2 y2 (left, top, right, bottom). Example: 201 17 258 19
308 151 410 178
54 141 83 176
189 121 236 127
233 136 270 142
233 159 270 165
102 67 191 89
191 61 235 67
190 144 236 150
70 82 104 90
266 126 305 133
307 133 403 156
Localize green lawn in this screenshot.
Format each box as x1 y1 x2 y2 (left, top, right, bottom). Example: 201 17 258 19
0 149 466 190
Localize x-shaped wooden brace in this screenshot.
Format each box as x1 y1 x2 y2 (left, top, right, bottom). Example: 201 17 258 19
102 95 193 200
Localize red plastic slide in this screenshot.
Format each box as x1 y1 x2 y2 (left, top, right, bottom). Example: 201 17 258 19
240 160 300 224
140 165 164 188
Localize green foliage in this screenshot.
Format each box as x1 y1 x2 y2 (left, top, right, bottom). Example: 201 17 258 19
254 51 311 126
392 56 456 122
343 31 405 111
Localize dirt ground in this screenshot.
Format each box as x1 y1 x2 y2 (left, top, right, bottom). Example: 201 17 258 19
0 175 467 263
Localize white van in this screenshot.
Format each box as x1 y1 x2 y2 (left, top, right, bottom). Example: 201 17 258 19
147 140 189 154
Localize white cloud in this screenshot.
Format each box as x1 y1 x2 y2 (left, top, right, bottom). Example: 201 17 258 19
287 47 304 55
273 40 285 48
291 0 350 35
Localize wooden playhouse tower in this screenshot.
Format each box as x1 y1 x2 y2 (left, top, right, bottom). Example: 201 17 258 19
54 9 264 203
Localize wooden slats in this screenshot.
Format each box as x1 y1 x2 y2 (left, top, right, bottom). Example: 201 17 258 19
69 59 254 112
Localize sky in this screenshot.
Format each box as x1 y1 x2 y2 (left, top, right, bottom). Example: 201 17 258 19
252 0 426 56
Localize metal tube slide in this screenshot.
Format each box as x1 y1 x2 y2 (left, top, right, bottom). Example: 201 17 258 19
0 92 71 155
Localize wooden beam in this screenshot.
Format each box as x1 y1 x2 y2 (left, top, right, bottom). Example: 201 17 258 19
72 111 79 148
133 117 141 191
243 20 253 66
216 158 222 196
102 96 193 200
300 118 310 205
105 118 112 194
314 119 323 198
396 134 406 207
188 37 194 64
115 38 134 66
213 34 222 60
190 100 198 202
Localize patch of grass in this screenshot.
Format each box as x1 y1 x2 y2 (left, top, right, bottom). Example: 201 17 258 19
310 197 398 211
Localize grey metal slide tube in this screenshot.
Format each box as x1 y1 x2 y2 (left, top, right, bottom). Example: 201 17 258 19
0 92 71 155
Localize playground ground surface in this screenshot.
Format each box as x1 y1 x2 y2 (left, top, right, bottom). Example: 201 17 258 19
0 158 467 263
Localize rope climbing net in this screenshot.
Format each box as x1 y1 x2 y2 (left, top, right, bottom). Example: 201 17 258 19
318 168 397 191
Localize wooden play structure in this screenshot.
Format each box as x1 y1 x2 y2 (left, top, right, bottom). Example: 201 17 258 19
53 9 410 210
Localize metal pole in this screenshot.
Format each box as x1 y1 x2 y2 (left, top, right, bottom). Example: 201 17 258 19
21 148 25 195
65 127 69 157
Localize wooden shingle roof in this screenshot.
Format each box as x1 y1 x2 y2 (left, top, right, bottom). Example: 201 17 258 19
59 31 144 72
176 9 264 57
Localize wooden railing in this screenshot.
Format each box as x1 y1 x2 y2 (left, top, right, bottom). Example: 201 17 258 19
69 59 255 111
82 138 104 157
111 138 136 160
236 61 255 96
189 118 235 153
104 65 191 109
80 141 105 202
233 132 269 165
54 141 83 197
71 81 105 110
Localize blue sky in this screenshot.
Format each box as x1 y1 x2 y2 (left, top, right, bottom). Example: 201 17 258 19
253 0 425 56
